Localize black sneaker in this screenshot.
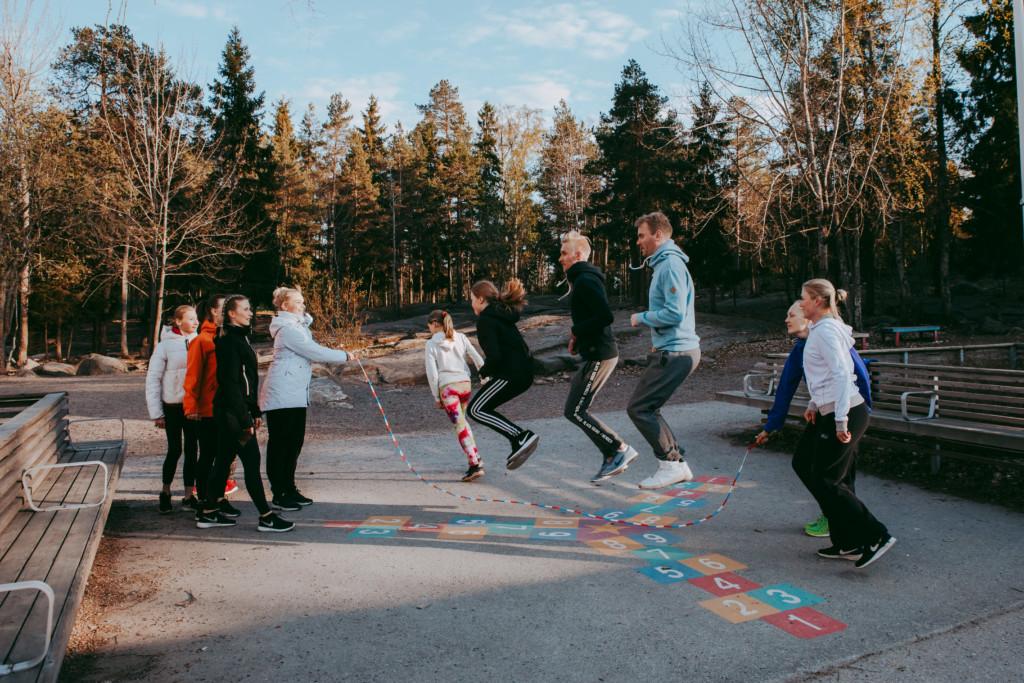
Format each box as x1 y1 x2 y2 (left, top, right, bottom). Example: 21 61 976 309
461 464 485 482
816 545 862 561
258 513 295 533
181 494 200 511
218 499 241 518
272 495 302 512
159 492 173 514
196 510 237 528
591 445 639 483
291 489 313 506
855 534 897 569
507 431 539 470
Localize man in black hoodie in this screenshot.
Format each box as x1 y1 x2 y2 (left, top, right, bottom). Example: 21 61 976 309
560 231 638 483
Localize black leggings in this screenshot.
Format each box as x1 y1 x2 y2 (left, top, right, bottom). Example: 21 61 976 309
265 407 307 498
206 422 271 515
792 403 886 549
162 403 198 487
194 417 218 502
564 358 622 458
467 377 532 447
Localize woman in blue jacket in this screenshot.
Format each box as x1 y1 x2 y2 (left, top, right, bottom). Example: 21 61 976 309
754 300 872 538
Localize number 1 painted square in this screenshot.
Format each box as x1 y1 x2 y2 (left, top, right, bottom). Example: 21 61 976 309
761 607 847 638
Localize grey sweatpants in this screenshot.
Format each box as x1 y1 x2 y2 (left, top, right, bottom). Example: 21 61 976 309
564 357 623 459
627 349 700 461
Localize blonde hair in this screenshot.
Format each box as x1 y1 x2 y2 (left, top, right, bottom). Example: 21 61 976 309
471 278 528 312
427 309 455 340
272 286 301 310
560 230 592 261
635 211 673 237
802 279 848 321
173 304 195 322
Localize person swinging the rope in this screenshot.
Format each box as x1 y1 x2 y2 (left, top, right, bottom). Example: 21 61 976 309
466 279 539 470
628 212 701 489
558 230 638 483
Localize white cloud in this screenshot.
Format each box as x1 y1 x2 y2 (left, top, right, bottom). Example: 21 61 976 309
161 1 233 22
378 20 421 43
297 73 410 126
475 4 648 59
484 75 571 113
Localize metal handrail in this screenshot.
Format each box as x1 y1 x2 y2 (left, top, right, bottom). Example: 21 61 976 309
900 390 938 422
0 580 54 675
22 461 110 513
743 371 777 397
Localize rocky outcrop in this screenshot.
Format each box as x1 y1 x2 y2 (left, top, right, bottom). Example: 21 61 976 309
75 354 129 376
37 362 77 377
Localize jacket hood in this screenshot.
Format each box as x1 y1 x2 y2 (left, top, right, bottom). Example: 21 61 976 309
649 239 689 267
482 302 520 324
812 317 855 349
566 261 605 284
269 310 314 338
200 320 218 336
429 331 457 346
160 325 192 342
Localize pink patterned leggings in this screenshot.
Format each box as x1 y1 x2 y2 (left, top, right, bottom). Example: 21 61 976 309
440 381 480 466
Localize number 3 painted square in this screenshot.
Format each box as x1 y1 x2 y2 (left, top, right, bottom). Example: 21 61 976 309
747 584 823 611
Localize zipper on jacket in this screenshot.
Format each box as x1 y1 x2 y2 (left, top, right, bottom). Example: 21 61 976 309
242 368 251 396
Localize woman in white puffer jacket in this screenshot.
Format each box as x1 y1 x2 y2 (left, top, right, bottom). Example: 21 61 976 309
259 286 356 510
146 305 200 513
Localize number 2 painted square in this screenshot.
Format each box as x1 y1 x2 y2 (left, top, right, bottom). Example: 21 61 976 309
699 594 778 623
761 607 847 638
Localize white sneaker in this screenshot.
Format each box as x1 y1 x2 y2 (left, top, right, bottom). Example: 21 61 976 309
638 460 694 489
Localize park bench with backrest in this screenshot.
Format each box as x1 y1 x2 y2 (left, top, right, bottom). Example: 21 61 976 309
0 393 126 682
881 325 941 346
718 351 1024 464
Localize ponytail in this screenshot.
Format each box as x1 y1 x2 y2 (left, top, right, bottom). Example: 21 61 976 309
428 309 455 340
499 278 528 312
802 278 846 322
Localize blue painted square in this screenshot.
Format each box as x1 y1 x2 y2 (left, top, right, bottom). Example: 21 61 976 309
593 508 630 522
631 547 694 563
622 529 685 546
625 502 671 515
748 584 823 611
486 522 534 536
529 528 578 542
449 516 496 527
636 562 702 584
348 527 397 539
672 482 704 490
663 497 707 510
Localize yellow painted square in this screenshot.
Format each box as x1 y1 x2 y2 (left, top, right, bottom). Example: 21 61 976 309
361 516 411 527
585 536 644 556
534 517 579 529
702 484 733 494
681 554 748 575
699 594 778 623
628 492 673 505
438 525 488 540
624 513 678 526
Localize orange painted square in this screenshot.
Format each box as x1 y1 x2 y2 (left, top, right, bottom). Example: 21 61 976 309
534 517 579 529
681 554 748 575
699 594 779 623
628 492 673 505
361 516 411 527
438 525 487 540
624 513 678 526
585 536 644 555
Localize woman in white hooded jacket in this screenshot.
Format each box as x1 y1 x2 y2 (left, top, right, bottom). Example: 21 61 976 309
795 279 894 570
146 305 199 513
259 287 355 510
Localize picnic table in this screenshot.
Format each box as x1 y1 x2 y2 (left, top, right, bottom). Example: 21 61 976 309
882 325 941 346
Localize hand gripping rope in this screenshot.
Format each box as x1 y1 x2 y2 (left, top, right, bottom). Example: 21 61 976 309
355 358 751 530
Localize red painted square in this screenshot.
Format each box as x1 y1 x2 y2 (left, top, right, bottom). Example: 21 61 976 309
400 522 442 533
762 607 847 639
689 572 761 597
324 520 361 528
663 488 706 499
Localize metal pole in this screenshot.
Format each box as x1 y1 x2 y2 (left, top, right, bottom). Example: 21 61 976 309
1014 0 1024 249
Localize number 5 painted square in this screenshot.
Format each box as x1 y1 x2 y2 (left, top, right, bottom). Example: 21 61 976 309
761 607 847 638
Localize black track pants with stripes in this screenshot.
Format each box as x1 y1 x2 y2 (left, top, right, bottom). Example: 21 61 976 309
564 358 623 459
467 377 532 447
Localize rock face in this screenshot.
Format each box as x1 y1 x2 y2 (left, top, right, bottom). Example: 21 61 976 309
75 354 129 376
308 377 350 406
37 362 77 377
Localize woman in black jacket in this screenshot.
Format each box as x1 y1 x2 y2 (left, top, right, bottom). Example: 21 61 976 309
197 295 293 533
466 279 539 470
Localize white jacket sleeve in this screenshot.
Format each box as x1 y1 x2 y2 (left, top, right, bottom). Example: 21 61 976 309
462 333 485 371
280 325 348 364
145 342 167 419
822 326 853 431
425 343 440 399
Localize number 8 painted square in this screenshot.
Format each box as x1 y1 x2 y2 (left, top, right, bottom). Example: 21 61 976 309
699 594 778 623
747 584 823 611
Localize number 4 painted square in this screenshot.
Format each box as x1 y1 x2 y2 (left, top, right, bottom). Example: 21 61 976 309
761 607 847 638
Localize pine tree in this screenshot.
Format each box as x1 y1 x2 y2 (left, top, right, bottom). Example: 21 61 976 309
268 99 318 288
473 102 506 277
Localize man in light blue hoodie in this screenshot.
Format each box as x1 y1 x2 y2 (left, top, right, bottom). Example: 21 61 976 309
627 212 701 489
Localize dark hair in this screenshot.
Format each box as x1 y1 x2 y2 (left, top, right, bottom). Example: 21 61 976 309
219 294 249 335
428 309 455 340
470 278 527 312
197 294 226 324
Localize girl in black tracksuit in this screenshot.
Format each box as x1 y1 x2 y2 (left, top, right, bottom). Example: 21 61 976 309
467 279 539 470
197 295 293 533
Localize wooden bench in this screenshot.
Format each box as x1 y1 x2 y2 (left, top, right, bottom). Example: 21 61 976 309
719 360 1024 466
851 332 869 350
0 393 126 681
882 325 941 346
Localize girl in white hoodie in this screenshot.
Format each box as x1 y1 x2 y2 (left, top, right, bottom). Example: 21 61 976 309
146 305 200 513
425 310 486 481
796 279 894 569
259 287 355 510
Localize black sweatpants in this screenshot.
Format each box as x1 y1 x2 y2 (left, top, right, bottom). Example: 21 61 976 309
194 417 219 503
467 377 532 447
206 424 271 515
564 358 622 458
265 407 307 498
792 403 886 550
162 403 198 488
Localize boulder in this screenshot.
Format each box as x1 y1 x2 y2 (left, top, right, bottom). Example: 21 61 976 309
37 362 77 377
308 377 350 405
532 355 569 375
75 353 129 376
372 357 428 385
15 358 40 377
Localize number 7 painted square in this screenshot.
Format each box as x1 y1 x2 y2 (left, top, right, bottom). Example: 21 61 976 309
761 607 847 638
699 594 778 623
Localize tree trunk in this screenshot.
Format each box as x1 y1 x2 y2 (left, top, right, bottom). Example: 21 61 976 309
55 313 63 362
931 2 953 321
17 262 30 367
120 242 131 357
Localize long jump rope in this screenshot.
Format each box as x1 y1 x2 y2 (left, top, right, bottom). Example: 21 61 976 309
355 357 753 530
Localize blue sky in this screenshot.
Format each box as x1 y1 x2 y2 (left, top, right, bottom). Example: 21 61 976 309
51 1 705 129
